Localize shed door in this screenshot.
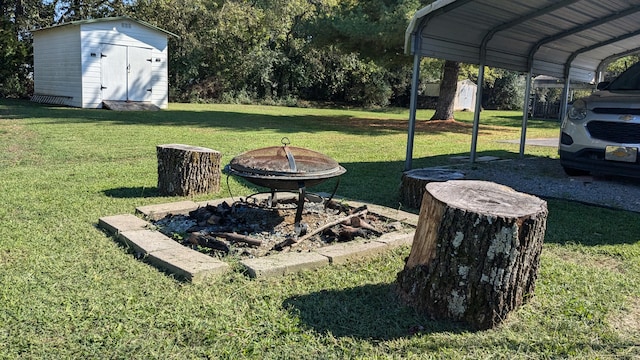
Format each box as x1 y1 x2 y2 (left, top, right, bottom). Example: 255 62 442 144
101 44 128 101
101 44 152 102
127 46 152 102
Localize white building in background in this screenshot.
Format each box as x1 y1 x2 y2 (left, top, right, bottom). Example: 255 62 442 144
423 79 477 111
32 16 178 109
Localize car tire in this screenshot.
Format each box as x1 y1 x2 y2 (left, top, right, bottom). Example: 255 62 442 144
562 166 590 176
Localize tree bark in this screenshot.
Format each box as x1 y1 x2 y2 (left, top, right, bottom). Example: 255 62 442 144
396 180 547 330
400 168 464 209
157 144 221 196
431 60 460 120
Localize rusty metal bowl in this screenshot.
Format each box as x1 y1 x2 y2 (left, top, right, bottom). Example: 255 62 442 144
227 143 346 191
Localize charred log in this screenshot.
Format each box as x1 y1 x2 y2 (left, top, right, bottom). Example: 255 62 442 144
210 232 262 247
188 232 230 253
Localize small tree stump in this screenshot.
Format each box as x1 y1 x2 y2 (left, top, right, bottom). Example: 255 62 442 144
157 144 221 196
400 168 464 209
396 180 547 329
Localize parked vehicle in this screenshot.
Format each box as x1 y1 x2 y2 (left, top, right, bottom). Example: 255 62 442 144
559 62 640 177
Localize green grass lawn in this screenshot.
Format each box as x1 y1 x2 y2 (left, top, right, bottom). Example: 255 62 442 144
1 98 639 359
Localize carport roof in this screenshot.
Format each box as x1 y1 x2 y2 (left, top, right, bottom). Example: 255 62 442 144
405 0 640 82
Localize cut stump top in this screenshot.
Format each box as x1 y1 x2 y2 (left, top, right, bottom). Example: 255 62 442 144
426 180 546 218
403 168 464 181
157 144 219 154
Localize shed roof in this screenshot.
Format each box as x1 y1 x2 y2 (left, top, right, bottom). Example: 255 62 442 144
405 0 640 83
32 16 179 39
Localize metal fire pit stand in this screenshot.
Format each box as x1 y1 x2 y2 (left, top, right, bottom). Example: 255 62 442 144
241 177 341 237
292 183 307 236
225 138 346 238
282 144 308 235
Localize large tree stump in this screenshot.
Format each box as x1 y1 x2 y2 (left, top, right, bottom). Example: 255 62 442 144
400 168 464 209
396 180 547 330
157 144 221 196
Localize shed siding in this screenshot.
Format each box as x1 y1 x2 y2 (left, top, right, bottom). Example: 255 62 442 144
80 20 169 108
81 20 167 51
33 17 171 109
151 52 169 108
33 26 83 107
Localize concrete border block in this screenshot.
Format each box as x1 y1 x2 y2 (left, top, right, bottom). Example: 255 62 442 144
346 200 419 227
314 240 388 265
136 201 199 220
373 231 414 248
240 252 329 278
98 214 149 235
147 247 229 283
118 229 180 255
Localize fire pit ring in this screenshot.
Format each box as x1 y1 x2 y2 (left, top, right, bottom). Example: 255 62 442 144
225 138 347 235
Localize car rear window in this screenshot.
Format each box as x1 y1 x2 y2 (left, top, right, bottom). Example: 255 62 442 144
607 62 640 91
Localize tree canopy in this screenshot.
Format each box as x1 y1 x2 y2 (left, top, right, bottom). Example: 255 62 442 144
2 0 622 111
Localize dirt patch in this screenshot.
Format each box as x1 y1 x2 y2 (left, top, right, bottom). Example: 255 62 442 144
0 123 40 167
553 249 626 274
328 117 478 134
609 296 640 340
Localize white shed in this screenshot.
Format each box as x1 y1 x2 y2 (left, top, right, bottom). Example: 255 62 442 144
31 17 178 109
423 79 477 111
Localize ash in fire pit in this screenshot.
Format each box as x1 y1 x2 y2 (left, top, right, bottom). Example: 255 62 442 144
152 195 405 259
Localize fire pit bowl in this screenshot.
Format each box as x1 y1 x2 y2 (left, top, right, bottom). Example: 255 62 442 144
225 139 347 236
226 141 346 191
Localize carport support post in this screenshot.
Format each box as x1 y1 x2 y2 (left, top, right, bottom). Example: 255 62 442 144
519 72 533 158
405 49 421 171
470 62 485 163
559 74 571 122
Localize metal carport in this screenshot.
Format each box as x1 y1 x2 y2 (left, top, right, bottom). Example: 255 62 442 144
404 0 640 170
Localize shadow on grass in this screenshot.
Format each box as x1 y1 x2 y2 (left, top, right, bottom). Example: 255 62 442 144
1 98 558 137
333 150 526 207
104 186 160 198
544 198 640 246
339 151 640 248
283 283 469 340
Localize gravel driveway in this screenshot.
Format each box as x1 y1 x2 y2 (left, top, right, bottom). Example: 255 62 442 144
442 156 640 213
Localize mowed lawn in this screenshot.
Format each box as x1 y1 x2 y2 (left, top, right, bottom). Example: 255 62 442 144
1 98 639 359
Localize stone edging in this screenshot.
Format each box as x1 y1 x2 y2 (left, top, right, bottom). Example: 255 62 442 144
98 196 417 282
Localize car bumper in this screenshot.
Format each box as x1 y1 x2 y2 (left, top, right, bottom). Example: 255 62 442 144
559 148 640 178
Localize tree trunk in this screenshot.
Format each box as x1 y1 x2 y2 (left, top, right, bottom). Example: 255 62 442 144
400 168 464 209
431 60 460 120
157 144 221 196
396 180 547 330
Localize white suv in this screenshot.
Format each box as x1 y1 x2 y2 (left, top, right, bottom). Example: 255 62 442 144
559 62 640 177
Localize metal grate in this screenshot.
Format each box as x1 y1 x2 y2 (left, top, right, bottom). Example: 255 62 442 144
30 94 72 106
586 121 640 143
593 108 640 115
